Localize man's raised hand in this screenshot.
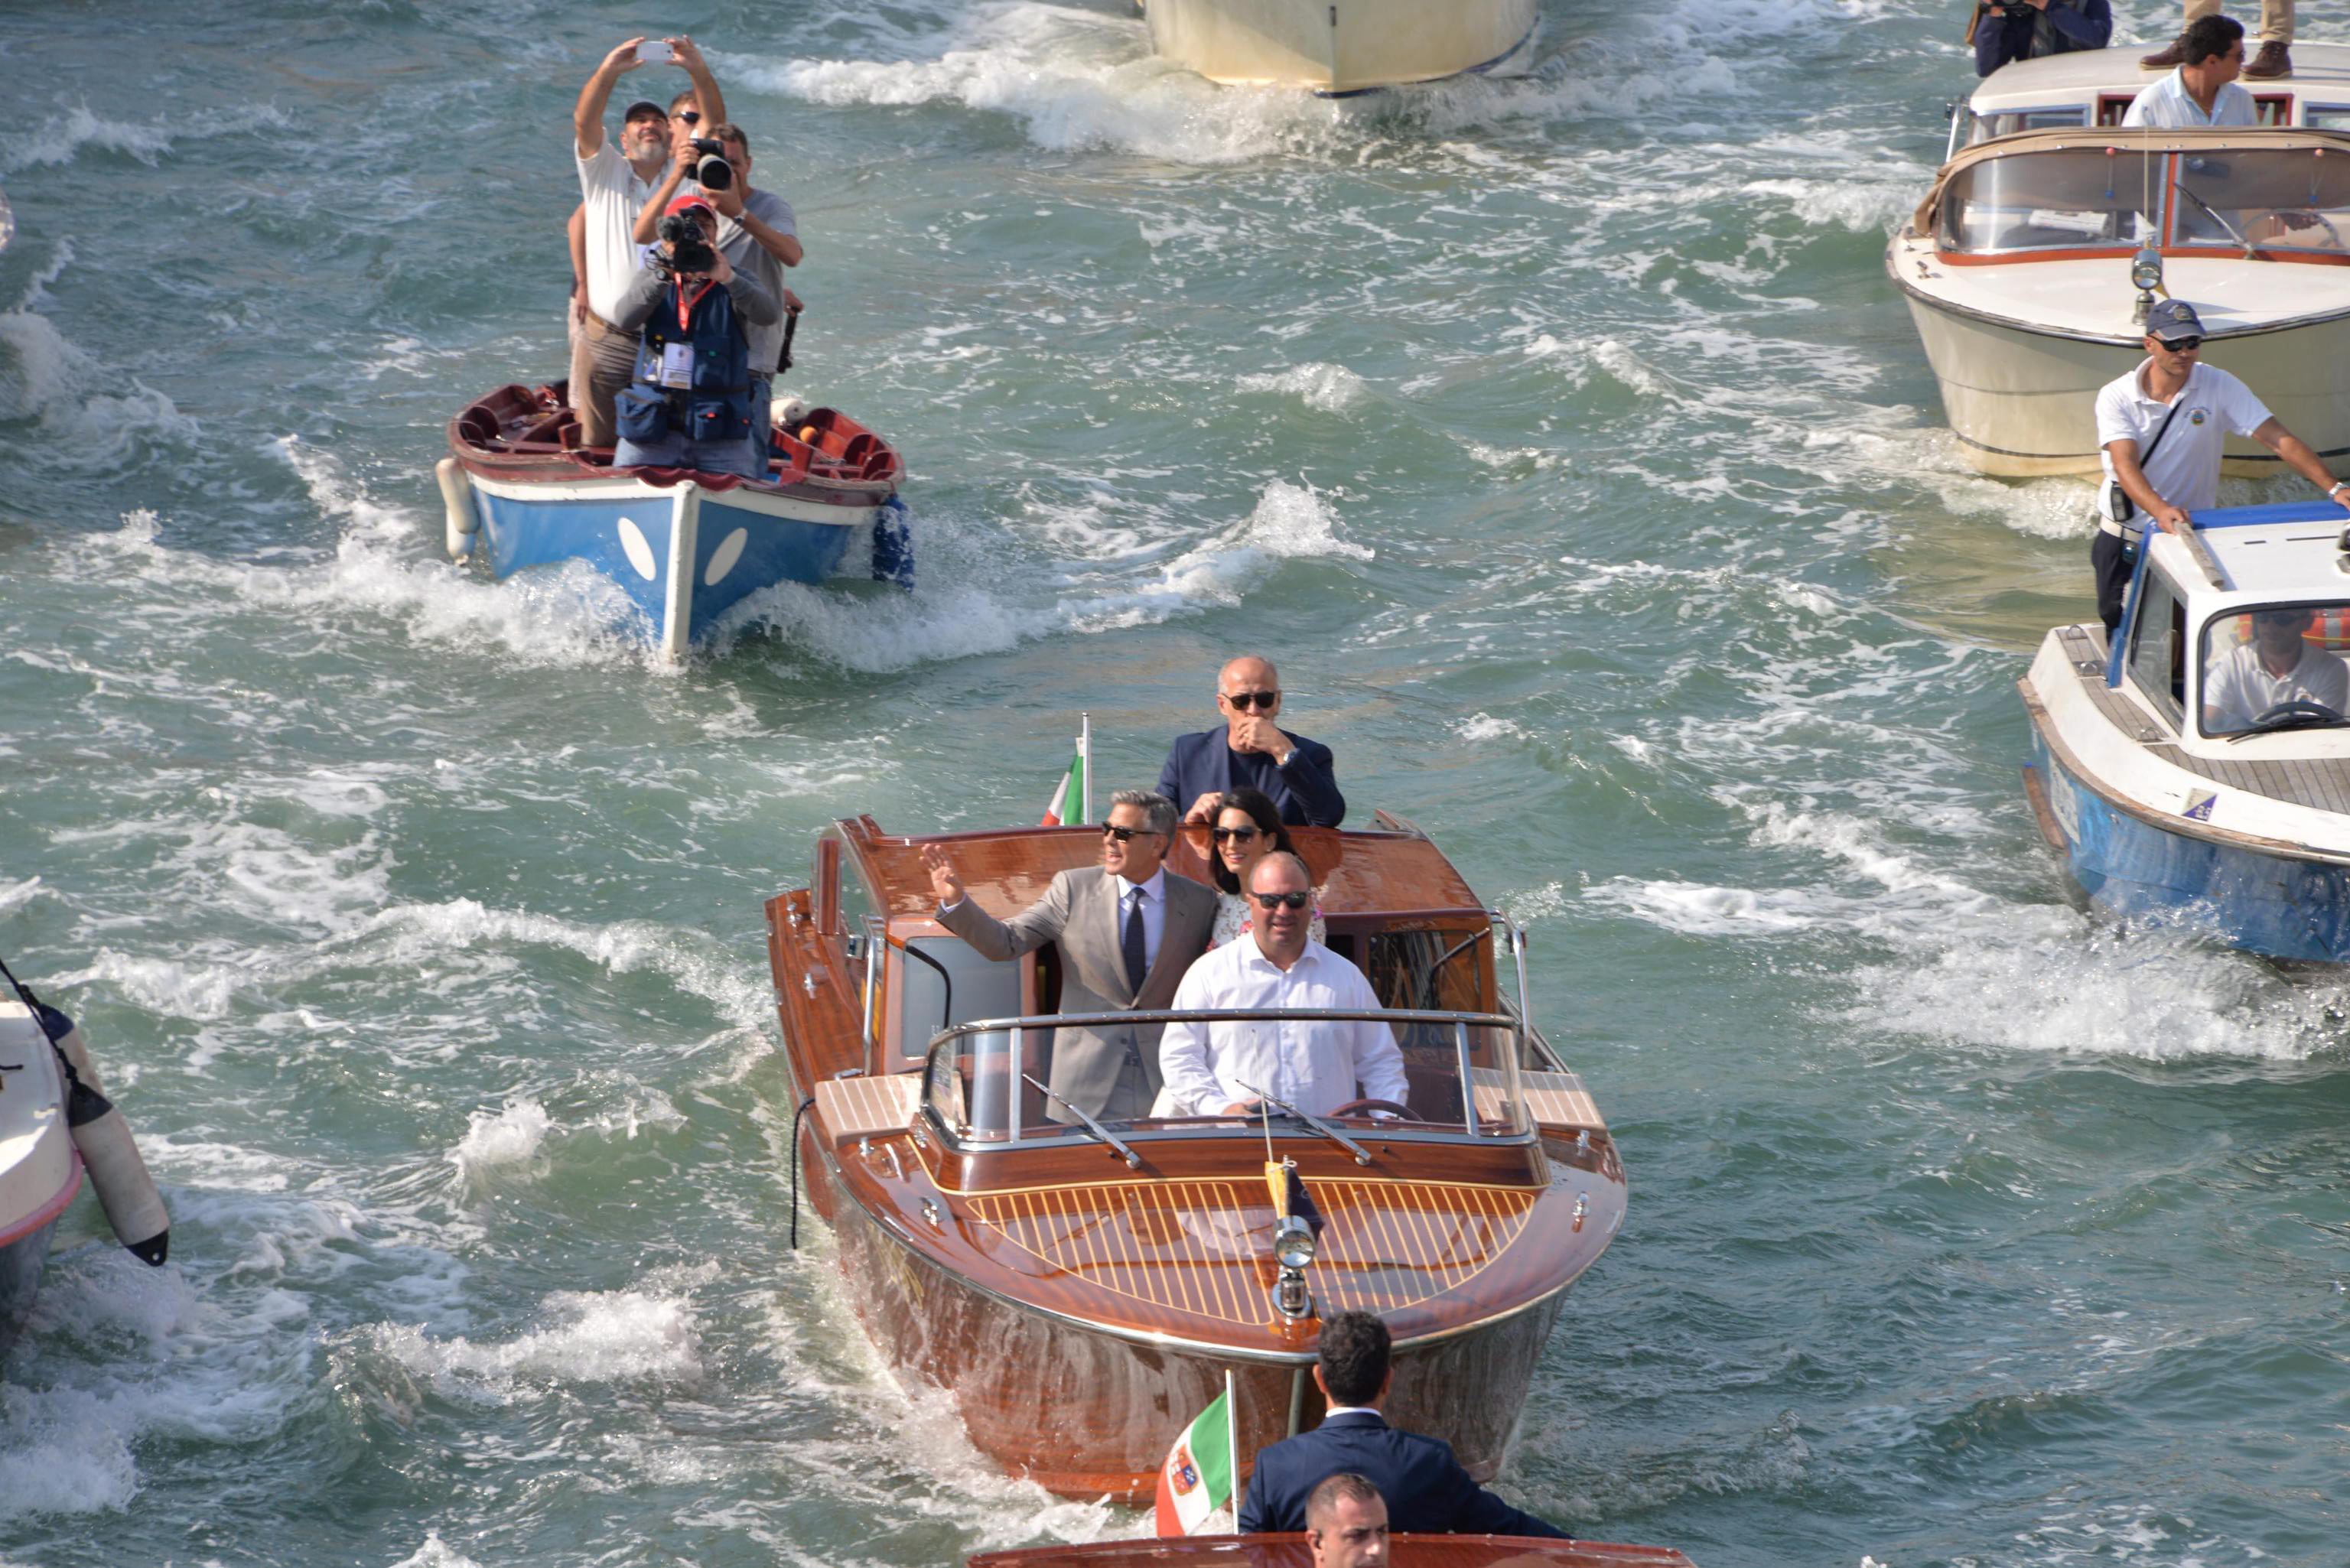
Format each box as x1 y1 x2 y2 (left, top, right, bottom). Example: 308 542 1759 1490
601 37 647 75
921 844 965 907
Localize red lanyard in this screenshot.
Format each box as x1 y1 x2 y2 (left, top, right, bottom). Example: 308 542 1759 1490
675 279 714 333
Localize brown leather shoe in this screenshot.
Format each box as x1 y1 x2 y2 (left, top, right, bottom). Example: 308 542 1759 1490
2139 35 2187 69
2243 40 2293 78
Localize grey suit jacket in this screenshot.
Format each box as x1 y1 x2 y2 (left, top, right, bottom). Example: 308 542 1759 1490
938 867 1216 1118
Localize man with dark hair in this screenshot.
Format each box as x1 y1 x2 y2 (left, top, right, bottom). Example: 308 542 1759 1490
2124 15 2257 125
1306 1475 1389 1568
1238 1311 1570 1538
2142 0 2291 80
1973 0 2111 77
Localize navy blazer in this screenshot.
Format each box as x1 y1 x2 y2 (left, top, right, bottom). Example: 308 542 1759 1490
1235 1411 1568 1539
1157 727 1346 828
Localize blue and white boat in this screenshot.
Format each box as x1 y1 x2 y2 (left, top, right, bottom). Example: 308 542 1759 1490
0 999 79 1360
438 382 910 661
2021 500 2350 960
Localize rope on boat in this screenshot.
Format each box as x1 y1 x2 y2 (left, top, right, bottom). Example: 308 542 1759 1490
788 1093 817 1250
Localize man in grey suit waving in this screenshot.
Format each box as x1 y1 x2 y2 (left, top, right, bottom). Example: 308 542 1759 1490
921 789 1216 1121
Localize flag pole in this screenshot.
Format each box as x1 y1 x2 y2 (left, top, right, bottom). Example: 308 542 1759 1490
1224 1366 1238 1529
1080 711 1092 825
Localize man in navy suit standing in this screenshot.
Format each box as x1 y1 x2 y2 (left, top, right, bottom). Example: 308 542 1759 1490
1237 1311 1570 1539
1158 656 1346 828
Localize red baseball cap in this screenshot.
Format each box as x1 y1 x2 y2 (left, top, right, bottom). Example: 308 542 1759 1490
665 194 715 221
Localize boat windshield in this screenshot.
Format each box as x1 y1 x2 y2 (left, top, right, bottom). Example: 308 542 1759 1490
921 1008 1535 1150
2173 148 2350 254
1937 148 2165 253
2197 604 2350 737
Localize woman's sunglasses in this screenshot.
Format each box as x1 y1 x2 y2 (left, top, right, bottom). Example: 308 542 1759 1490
1212 826 1261 844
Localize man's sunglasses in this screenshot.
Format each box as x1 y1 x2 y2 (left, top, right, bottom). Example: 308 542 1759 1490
1102 823 1164 842
1250 890 1311 910
2159 336 2203 353
675 110 701 125
1222 690 1280 710
1212 825 1261 844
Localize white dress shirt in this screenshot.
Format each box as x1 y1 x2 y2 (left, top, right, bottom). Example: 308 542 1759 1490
2121 69 2258 128
1158 938 1409 1117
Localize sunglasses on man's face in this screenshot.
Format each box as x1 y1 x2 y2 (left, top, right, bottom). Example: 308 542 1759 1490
1250 890 1311 911
2160 336 2203 353
675 110 700 125
1102 823 1161 843
1212 825 1261 844
1222 690 1280 711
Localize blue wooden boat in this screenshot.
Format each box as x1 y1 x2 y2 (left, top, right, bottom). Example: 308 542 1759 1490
439 382 910 660
0 1000 79 1361
2020 500 2350 960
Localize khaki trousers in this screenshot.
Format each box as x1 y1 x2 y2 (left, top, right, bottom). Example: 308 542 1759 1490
566 311 640 449
2182 0 2291 44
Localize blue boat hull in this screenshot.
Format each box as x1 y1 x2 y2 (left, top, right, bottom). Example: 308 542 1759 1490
2025 731 2350 961
0 1217 57 1360
467 476 878 657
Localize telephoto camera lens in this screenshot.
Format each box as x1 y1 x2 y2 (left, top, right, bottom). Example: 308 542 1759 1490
691 138 734 192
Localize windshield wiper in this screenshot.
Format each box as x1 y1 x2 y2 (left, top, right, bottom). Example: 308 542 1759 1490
2224 712 2350 743
1022 1072 1140 1168
2175 182 2262 259
1238 1080 1372 1166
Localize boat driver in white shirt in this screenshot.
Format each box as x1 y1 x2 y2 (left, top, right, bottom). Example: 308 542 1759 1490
1159 852 1410 1119
2091 300 2350 636
2202 608 2350 733
2122 15 2257 128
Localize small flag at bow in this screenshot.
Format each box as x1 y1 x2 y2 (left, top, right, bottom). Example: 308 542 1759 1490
1154 1374 1238 1536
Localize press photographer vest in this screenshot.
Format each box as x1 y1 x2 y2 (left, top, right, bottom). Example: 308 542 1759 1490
619 278 755 447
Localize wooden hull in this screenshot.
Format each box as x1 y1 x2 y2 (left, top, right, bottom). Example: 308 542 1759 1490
806 1115 1574 1501
1144 0 1536 94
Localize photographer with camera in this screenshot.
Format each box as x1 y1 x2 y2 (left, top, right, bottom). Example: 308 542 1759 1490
570 35 728 449
607 194 780 482
1972 0 2111 76
633 122 802 457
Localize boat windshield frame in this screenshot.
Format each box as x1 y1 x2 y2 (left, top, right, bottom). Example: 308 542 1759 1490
917 1007 1541 1156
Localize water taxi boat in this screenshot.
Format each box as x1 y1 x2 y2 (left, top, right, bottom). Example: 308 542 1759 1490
1138 0 1536 95
2020 499 2350 958
438 382 908 661
0 1000 77 1359
764 812 1622 1501
968 1537 1696 1567
1891 47 2350 476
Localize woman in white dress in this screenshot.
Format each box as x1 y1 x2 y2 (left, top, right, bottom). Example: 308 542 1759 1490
1206 787 1326 948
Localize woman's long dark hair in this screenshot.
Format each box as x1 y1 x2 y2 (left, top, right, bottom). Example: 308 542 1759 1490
1209 787 1296 894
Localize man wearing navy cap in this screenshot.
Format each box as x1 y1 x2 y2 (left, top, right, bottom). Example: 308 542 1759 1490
2091 300 2350 635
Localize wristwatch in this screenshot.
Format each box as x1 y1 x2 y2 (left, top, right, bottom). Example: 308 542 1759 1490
1276 748 1295 767
2330 481 2348 498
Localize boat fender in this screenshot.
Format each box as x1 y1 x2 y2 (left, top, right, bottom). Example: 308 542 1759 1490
871 495 914 590
436 456 476 561
37 1004 171 1267
771 395 809 433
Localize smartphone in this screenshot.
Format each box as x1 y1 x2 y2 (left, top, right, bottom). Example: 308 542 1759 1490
637 40 673 63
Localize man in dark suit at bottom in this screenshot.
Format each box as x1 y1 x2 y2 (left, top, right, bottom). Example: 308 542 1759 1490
1237 1310 1571 1539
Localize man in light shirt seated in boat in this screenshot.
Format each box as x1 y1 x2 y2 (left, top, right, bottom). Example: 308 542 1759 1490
1157 853 1409 1119
2122 15 2257 128
2201 608 2350 734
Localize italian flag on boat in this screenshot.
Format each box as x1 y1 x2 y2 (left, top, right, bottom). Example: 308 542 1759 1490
1042 714 1092 827
1154 1370 1239 1537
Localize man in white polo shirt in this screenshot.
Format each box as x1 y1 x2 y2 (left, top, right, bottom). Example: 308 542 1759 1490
568 36 727 449
2123 15 2257 128
2093 299 2350 634
1159 852 1408 1120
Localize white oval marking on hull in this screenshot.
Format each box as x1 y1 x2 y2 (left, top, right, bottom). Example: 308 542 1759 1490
617 516 658 581
705 526 750 587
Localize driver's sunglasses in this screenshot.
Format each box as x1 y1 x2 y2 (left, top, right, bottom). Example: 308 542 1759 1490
1211 825 1261 844
1101 823 1162 842
2161 336 2203 353
675 110 701 125
1221 690 1280 711
1250 890 1311 910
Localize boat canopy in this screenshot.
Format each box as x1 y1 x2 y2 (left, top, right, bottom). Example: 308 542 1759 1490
1911 125 2350 242
1955 43 2350 152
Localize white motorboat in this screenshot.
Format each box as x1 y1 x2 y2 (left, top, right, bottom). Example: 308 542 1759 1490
0 1000 78 1359
1138 0 1536 94
2020 500 2350 958
1890 47 2350 476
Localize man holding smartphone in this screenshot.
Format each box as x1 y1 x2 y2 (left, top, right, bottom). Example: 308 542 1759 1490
569 36 727 448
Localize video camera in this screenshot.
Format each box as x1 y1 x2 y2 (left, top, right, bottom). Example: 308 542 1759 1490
656 210 718 275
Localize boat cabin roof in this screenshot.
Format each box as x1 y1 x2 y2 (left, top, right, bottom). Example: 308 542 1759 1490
2153 499 2350 605
1971 42 2350 115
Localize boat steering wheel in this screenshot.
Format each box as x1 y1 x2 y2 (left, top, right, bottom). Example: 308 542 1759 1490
2251 698 2346 725
1327 1098 1421 1121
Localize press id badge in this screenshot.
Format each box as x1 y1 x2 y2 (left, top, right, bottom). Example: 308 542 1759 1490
659 343 695 389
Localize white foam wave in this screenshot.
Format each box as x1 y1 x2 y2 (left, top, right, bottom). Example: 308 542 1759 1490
1453 712 1525 743
448 1098 553 1179
1065 480 1371 632
389 1535 487 1568
1584 876 1844 935
1235 363 1369 413
0 102 289 176
52 950 240 1022
0 876 44 918
372 1283 704 1399
0 307 197 470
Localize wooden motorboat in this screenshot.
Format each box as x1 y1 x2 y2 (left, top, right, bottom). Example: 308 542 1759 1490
2021 499 2350 957
1890 48 2350 477
765 812 1623 1502
1139 0 1536 95
437 382 908 661
0 999 78 1360
968 1536 1697 1568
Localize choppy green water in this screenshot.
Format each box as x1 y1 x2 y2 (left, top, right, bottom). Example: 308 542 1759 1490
4 2 2348 1564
